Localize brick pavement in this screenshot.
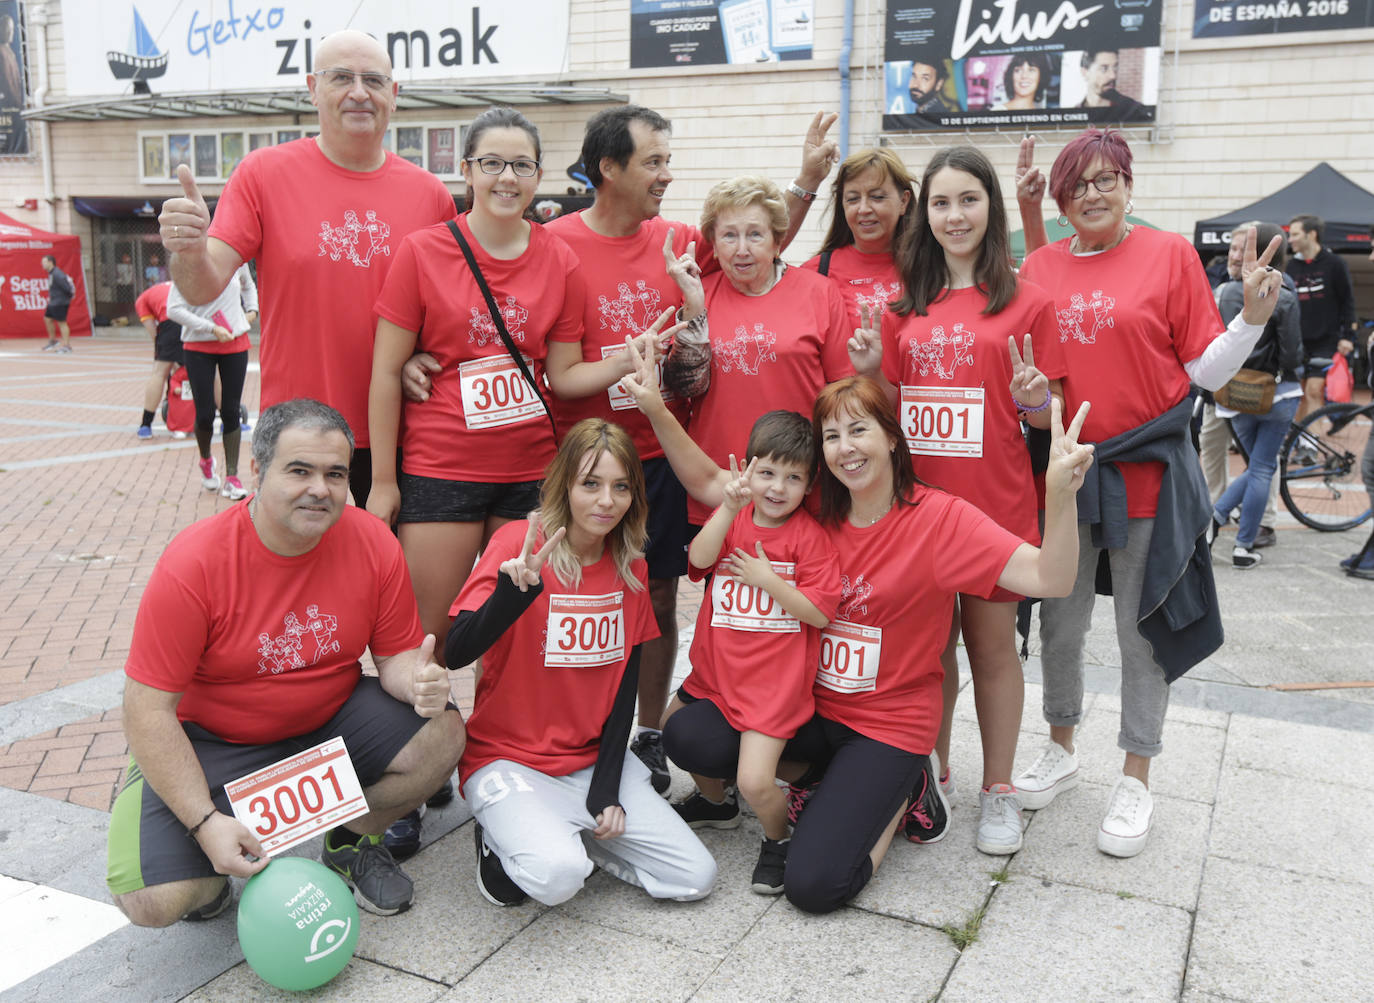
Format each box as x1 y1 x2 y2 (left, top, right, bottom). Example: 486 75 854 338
0 334 705 812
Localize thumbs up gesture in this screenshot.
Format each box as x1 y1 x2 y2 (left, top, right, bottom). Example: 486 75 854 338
410 634 449 718
159 164 212 254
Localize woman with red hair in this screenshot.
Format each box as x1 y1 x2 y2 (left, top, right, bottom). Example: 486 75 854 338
1013 129 1283 857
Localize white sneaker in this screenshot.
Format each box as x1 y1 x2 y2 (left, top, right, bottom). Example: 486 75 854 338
221 475 247 500
199 456 219 491
1013 741 1079 809
976 784 1024 855
939 766 956 800
1098 776 1153 858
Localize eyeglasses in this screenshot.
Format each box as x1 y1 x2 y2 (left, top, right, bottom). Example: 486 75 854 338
1072 170 1121 199
317 68 392 92
465 156 540 178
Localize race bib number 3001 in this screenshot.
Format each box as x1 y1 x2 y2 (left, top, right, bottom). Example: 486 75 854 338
459 355 544 429
710 562 800 633
816 619 881 693
224 738 368 856
901 385 985 458
545 592 626 668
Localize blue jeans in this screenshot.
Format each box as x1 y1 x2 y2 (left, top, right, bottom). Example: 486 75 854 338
1214 396 1300 548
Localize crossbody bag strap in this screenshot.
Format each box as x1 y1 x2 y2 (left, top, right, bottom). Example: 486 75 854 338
446 219 558 440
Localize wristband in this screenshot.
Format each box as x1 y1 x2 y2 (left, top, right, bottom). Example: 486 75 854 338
1016 388 1052 415
186 808 217 839
786 182 817 203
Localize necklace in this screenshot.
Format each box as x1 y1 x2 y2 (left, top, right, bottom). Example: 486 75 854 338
1072 222 1132 255
851 497 894 526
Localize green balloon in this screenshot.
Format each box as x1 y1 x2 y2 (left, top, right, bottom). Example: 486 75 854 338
237 857 359 991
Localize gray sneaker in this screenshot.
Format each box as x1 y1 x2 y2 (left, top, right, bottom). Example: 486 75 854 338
322 830 414 915
976 784 1024 855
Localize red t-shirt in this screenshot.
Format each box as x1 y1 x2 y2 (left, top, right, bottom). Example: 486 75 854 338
815 487 1022 754
125 504 423 745
682 505 840 738
1019 227 1222 516
208 139 456 447
544 213 712 459
686 267 853 523
454 520 659 788
373 214 585 482
135 282 170 323
800 245 904 333
882 283 1064 545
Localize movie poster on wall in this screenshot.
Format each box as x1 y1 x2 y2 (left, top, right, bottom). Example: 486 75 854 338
0 0 26 155
631 0 814 67
883 0 1162 132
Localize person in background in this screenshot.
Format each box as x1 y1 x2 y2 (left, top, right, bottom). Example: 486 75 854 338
134 281 180 438
40 254 75 353
1286 214 1357 422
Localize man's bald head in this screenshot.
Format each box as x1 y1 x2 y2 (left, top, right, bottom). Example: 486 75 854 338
313 30 392 75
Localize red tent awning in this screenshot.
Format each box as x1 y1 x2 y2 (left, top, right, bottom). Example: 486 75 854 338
0 213 92 338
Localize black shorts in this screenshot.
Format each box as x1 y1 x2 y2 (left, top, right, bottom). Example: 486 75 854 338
153 320 183 364
106 676 432 895
45 302 70 321
398 471 541 524
643 457 689 580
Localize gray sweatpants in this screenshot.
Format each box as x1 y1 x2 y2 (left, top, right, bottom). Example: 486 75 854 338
466 755 716 906
1038 519 1170 758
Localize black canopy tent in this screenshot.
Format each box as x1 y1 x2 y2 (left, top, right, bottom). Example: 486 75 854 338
1194 163 1374 255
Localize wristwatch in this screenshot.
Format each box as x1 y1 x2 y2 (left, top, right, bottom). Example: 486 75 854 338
786 182 817 203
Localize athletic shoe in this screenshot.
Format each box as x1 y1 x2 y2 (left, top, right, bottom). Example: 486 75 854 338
321 830 413 915
1252 525 1277 549
1232 545 1262 570
1013 741 1079 810
474 822 527 906
939 768 956 800
629 731 671 796
902 752 950 844
1206 514 1224 552
221 475 247 501
56 345 72 354
672 789 740 829
1341 549 1374 572
785 781 818 827
182 880 232 922
381 807 423 862
41 341 57 351
1098 776 1153 858
171 430 188 440
427 777 456 808
1349 551 1374 581
750 837 789 895
1291 442 1319 466
198 456 219 491
976 784 1024 856
136 425 153 440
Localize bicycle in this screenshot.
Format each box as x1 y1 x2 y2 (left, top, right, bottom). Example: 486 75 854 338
1277 399 1374 532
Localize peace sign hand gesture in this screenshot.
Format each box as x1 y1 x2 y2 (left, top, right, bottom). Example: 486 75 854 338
621 306 683 376
1237 225 1285 325
1008 334 1049 409
662 229 705 316
500 520 566 592
847 302 885 378
1045 398 1095 496
619 335 668 417
721 453 756 513
1015 135 1045 208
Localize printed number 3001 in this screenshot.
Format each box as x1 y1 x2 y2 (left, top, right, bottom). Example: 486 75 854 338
248 766 345 837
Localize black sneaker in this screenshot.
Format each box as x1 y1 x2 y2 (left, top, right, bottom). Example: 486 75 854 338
382 806 423 861
750 837 789 895
182 879 232 921
474 822 528 906
785 781 818 828
322 830 414 915
1252 525 1277 549
630 731 671 796
902 755 950 844
673 789 740 829
426 777 456 808
1232 545 1262 570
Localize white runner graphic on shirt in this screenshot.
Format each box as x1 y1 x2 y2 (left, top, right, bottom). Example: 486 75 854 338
717 322 778 376
1056 289 1116 344
316 209 392 267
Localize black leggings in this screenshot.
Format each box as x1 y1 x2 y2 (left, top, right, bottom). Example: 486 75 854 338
662 689 741 779
781 714 923 915
183 348 247 465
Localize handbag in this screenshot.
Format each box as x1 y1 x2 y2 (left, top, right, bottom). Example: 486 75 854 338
1326 352 1354 403
445 219 558 439
1213 368 1276 414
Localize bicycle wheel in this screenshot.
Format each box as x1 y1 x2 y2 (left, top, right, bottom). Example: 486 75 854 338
1279 402 1373 531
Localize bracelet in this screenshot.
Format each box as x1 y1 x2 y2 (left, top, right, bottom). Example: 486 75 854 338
786 181 817 203
1015 388 1052 415
186 808 217 839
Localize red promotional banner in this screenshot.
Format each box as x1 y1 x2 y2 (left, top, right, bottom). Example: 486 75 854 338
0 212 92 338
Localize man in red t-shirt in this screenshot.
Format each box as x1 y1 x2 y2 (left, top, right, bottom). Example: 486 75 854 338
106 400 464 927
157 29 456 506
